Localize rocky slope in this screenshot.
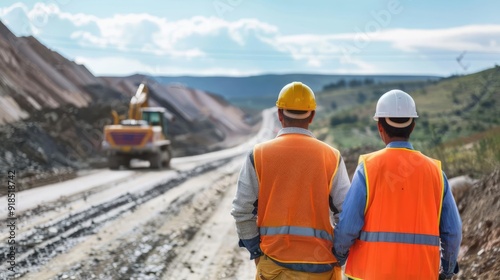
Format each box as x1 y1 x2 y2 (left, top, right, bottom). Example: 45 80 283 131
0 22 97 124
0 21 257 191
455 169 500 279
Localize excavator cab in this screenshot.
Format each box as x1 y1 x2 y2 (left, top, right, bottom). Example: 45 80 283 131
141 108 168 137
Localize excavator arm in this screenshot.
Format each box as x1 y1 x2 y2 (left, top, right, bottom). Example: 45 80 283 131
128 83 150 120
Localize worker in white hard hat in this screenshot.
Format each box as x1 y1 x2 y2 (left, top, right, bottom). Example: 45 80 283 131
333 89 462 280
231 82 350 280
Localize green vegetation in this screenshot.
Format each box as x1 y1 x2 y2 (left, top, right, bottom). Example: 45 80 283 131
312 66 500 177
422 128 500 178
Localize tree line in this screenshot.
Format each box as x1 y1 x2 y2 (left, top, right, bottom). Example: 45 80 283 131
323 78 375 91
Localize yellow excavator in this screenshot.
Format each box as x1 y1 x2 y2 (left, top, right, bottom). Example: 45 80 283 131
102 83 172 169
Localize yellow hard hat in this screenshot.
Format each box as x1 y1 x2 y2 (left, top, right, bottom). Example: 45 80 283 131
276 82 316 111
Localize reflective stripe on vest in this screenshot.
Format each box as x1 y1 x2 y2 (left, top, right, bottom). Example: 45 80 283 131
260 226 333 242
359 231 440 246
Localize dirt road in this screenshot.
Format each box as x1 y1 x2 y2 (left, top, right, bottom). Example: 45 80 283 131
0 109 279 280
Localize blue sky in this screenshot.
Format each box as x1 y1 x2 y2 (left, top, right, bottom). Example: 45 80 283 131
1 0 499 77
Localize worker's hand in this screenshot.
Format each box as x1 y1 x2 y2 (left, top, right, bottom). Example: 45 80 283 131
333 258 346 267
438 273 452 280
254 256 261 266
332 247 347 266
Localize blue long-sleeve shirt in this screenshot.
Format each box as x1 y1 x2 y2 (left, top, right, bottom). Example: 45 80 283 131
333 141 462 278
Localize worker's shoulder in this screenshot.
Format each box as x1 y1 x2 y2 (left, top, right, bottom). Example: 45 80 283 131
254 137 279 148
357 149 386 165
308 137 341 155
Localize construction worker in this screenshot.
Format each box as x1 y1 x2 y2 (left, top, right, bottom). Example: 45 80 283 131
333 89 462 279
231 82 350 280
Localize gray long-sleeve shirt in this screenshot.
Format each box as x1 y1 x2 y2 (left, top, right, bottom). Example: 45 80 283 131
231 127 351 260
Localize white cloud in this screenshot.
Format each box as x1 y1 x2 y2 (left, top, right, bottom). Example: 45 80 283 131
0 3 34 35
262 34 345 66
227 18 278 45
74 56 153 76
258 24 500 71
1 2 498 76
0 2 26 16
150 66 264 77
70 31 107 47
376 25 500 53
5 3 280 59
75 55 263 77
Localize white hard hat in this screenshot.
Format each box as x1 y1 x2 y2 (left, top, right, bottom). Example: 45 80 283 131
374 90 418 127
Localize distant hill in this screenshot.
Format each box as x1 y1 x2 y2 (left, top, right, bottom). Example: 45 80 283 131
313 66 500 177
152 74 441 109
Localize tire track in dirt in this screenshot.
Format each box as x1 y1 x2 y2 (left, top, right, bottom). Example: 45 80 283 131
160 163 255 280
0 158 233 279
25 157 248 280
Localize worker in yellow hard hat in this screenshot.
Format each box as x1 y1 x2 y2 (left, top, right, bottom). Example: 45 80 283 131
232 81 350 280
333 89 462 279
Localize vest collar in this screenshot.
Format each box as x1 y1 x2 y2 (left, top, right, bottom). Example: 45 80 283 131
386 141 414 150
277 127 315 138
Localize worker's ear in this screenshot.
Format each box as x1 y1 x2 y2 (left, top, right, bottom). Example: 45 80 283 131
377 121 386 142
377 120 391 144
377 121 384 134
278 109 284 122
308 111 315 124
409 121 415 133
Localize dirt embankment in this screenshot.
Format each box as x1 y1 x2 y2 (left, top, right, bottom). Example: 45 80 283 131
455 169 500 279
0 104 112 195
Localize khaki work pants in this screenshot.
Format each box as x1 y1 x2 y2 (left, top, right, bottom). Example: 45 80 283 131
255 255 342 280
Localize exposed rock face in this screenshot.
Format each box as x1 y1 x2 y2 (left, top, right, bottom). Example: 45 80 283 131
0 21 98 123
0 21 257 188
456 169 500 279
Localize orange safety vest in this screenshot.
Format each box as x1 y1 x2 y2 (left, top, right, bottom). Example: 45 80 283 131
254 133 340 264
345 148 444 280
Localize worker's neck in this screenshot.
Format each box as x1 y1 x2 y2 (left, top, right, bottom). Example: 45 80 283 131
384 137 409 145
283 124 309 130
